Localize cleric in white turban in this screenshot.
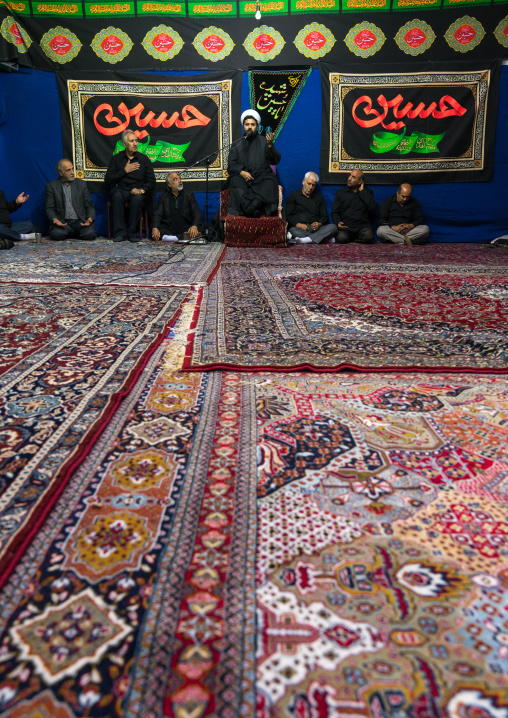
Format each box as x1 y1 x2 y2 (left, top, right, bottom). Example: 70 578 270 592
227 109 281 218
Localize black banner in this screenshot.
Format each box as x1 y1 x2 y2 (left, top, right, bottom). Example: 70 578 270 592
320 60 500 184
249 67 311 139
56 70 241 191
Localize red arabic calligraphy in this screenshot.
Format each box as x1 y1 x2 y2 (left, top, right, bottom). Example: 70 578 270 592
152 32 174 52
253 33 275 53
94 102 211 139
352 93 467 131
354 29 376 49
101 34 124 55
454 24 476 45
202 34 225 53
49 34 72 54
304 30 326 50
9 23 23 44
404 28 426 47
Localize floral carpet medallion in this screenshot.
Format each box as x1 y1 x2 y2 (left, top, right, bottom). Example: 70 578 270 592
0 283 190 587
0 240 224 287
184 257 508 372
0 367 507 717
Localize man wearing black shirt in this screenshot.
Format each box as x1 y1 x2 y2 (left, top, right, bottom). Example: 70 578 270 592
377 183 429 245
331 169 376 244
105 129 156 242
0 189 35 244
286 172 338 245
151 172 202 242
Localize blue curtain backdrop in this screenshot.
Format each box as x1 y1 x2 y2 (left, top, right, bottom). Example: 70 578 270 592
1 65 506 242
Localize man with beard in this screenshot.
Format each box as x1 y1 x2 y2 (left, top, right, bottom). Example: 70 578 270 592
377 182 429 245
151 171 202 242
46 159 96 241
331 169 376 244
227 109 281 218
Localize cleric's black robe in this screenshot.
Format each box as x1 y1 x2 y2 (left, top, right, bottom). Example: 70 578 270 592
227 134 281 217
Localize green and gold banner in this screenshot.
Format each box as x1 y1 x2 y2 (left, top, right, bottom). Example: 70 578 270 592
248 67 311 139
57 69 241 190
320 60 500 183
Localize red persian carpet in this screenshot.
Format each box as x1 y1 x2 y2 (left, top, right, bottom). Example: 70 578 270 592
184 245 508 373
0 359 507 717
0 283 190 588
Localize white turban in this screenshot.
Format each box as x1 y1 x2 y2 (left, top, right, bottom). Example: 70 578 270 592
241 109 261 125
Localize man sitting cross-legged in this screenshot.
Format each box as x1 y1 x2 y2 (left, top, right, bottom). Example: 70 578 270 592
151 172 202 242
286 172 338 245
377 182 429 246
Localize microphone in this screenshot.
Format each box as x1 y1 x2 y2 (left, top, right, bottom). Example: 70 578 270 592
243 129 253 140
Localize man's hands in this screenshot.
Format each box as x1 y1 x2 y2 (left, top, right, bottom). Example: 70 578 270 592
131 188 143 195
391 223 414 234
337 221 348 230
188 225 199 239
152 228 161 241
125 161 140 173
266 132 275 147
296 222 308 230
240 170 254 182
358 177 365 191
16 192 29 204
52 218 67 227
81 217 93 227
310 222 322 231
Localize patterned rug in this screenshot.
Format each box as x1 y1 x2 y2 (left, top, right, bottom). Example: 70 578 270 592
0 283 190 588
0 239 224 287
0 366 507 717
184 255 508 373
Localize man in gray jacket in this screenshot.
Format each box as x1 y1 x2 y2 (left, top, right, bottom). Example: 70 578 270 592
46 159 96 241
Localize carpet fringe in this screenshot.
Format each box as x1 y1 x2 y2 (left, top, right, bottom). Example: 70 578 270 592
162 290 198 374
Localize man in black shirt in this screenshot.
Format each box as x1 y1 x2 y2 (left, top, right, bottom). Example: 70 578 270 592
286 172 338 245
377 183 429 245
151 172 202 242
331 169 376 244
0 189 35 244
105 129 156 242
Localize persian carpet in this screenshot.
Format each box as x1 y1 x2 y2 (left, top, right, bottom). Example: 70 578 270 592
184 255 508 373
0 239 224 287
0 283 190 588
0 366 507 717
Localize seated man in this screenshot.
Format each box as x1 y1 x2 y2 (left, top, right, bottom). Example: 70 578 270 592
331 169 376 244
152 172 202 242
0 188 35 245
377 182 429 245
227 109 280 218
286 172 338 245
46 159 96 241
105 129 156 243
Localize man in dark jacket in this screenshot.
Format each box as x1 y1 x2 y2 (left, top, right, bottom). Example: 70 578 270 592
377 183 429 245
105 129 156 243
0 189 35 246
331 169 376 244
286 172 338 245
227 109 280 218
46 159 96 241
151 172 202 241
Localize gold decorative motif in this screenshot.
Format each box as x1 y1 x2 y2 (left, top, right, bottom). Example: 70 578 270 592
37 4 79 12
89 4 131 12
141 2 182 10
192 3 232 11
295 0 334 8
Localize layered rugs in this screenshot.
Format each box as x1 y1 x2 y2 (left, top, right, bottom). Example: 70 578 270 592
184 254 508 373
0 368 507 716
0 240 225 287
0 283 190 587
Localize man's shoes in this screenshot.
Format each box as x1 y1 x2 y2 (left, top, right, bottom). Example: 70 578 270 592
113 235 126 242
321 237 336 244
0 238 14 250
128 236 141 243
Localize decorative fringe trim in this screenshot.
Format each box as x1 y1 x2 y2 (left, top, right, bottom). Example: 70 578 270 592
162 291 198 375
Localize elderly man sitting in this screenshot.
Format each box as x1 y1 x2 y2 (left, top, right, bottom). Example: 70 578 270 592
286 172 338 245
151 172 202 242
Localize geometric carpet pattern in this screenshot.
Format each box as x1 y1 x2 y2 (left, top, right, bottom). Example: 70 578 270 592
0 361 507 716
185 254 508 372
0 239 225 286
0 283 190 587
